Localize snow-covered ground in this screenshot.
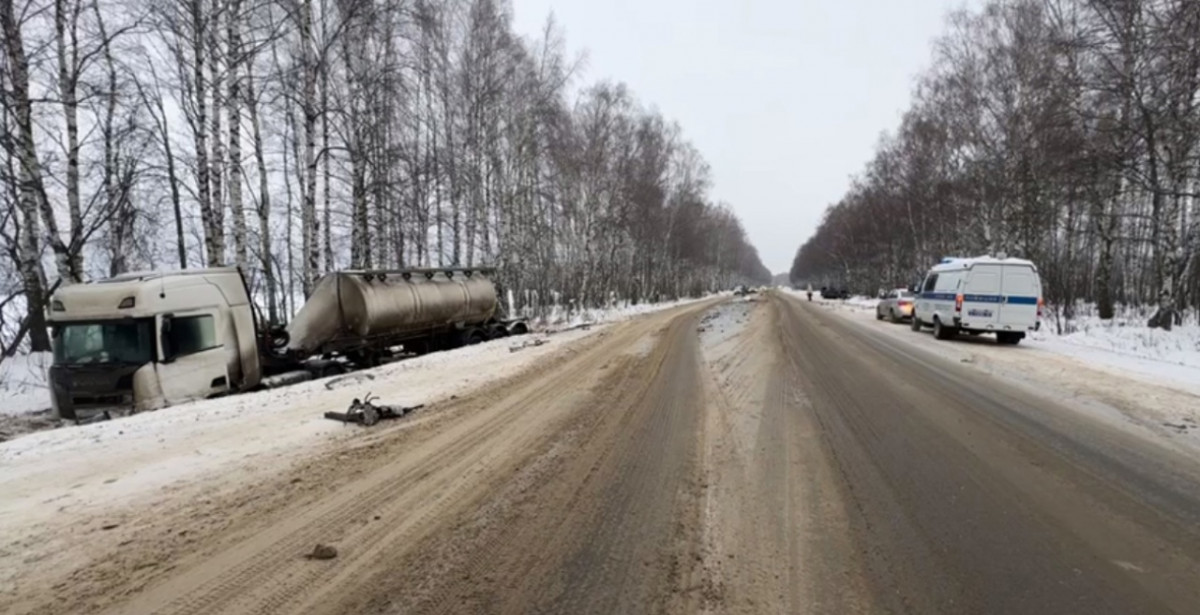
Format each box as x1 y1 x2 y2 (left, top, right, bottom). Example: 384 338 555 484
1030 316 1200 391
0 296 714 607
796 289 1200 449
533 293 723 328
0 294 716 428
0 352 52 416
796 290 1200 396
0 294 714 513
0 326 602 607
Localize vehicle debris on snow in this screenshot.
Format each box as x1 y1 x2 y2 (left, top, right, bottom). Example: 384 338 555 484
324 392 423 426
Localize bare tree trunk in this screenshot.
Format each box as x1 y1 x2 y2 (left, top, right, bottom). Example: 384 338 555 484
226 0 247 268
208 0 225 266
190 0 216 267
246 61 277 324
54 0 84 280
321 23 333 274
134 62 187 268
1 0 52 349
283 83 298 316
95 3 128 276
300 0 319 295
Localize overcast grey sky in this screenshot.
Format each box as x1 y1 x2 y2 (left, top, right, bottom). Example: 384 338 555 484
511 0 975 275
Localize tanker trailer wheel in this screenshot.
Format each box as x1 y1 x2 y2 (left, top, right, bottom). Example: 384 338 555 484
320 363 346 378
462 328 487 346
507 322 529 336
488 324 510 339
349 351 381 368
269 327 290 350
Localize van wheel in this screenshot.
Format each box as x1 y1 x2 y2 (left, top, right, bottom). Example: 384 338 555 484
933 318 956 340
997 332 1021 346
911 315 923 332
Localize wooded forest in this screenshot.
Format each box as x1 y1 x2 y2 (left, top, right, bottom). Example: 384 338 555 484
791 0 1200 321
0 0 770 353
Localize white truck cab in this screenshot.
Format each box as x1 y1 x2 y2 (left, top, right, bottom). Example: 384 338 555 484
46 268 262 419
911 256 1043 345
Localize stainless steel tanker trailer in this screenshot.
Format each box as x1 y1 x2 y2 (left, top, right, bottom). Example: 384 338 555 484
45 266 527 419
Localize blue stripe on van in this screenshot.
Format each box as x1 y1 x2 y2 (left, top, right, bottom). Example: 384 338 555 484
920 292 1039 305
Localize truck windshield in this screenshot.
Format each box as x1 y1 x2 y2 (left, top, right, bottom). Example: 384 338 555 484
53 319 155 366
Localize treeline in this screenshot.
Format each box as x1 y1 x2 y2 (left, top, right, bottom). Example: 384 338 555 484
0 0 769 352
791 0 1200 320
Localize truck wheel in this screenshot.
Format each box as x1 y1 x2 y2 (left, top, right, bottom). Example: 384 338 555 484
462 329 487 346
508 322 529 336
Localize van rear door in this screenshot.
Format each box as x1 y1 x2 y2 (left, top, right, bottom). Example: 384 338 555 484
999 265 1041 329
961 264 1002 329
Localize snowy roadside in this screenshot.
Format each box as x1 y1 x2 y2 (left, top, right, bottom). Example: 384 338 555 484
0 354 57 442
0 353 52 416
0 326 602 604
0 296 716 607
792 289 1200 449
0 292 715 467
532 293 726 329
0 293 720 439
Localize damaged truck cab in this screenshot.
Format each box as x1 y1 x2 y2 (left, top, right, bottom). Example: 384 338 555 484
47 268 262 419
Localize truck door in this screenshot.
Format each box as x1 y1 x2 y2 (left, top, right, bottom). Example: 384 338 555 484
961 265 1002 330
156 311 230 406
999 266 1041 329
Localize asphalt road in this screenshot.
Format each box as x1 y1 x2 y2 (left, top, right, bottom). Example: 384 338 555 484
772 292 1200 614
29 292 1200 614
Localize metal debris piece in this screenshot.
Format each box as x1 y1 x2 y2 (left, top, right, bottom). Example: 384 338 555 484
324 392 423 426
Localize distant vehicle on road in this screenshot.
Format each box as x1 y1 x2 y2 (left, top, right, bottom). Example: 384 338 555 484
820 287 849 299
876 289 915 322
911 256 1043 345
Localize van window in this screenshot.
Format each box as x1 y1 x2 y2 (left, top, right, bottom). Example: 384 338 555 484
923 274 938 292
965 264 1002 295
1003 267 1040 296
935 271 963 292
164 315 219 358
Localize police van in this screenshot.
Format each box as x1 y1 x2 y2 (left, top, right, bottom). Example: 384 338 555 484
911 256 1043 345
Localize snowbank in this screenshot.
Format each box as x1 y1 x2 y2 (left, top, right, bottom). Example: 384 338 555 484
0 352 51 416
1026 315 1200 394
0 325 606 536
795 289 1200 393
533 293 720 328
